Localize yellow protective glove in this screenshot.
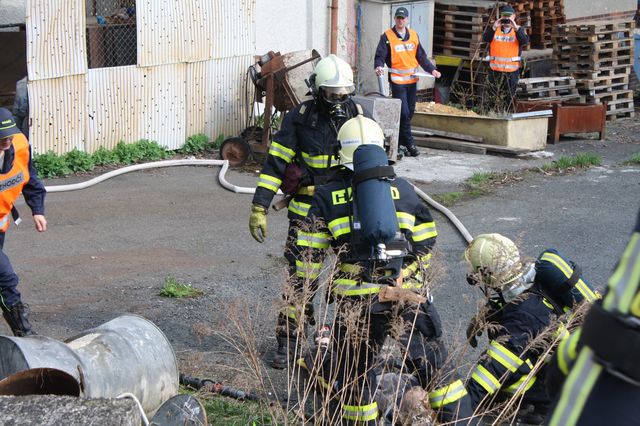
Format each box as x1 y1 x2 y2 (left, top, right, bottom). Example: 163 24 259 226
249 204 268 243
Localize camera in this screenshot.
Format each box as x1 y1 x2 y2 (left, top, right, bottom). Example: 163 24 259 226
500 18 511 24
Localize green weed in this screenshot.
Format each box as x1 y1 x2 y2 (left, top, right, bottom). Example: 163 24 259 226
92 146 119 166
159 275 203 298
201 396 274 426
432 191 466 206
212 133 225 149
33 151 72 178
466 171 492 186
542 152 602 172
624 152 640 165
181 134 211 154
65 149 95 173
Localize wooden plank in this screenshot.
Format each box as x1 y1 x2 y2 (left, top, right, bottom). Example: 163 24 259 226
414 136 487 155
412 126 484 143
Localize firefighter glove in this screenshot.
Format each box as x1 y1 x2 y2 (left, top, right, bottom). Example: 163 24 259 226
249 203 268 243
466 314 484 348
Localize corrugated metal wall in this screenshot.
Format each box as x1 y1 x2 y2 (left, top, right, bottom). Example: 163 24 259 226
26 0 255 155
26 0 87 81
28 75 86 154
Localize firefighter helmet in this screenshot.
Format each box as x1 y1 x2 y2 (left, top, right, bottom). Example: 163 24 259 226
465 233 523 289
313 54 355 103
337 116 385 165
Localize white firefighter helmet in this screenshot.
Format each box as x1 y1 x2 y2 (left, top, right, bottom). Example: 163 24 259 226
337 116 385 166
464 233 523 290
313 54 355 102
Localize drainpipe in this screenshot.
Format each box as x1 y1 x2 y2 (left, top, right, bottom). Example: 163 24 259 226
330 0 339 54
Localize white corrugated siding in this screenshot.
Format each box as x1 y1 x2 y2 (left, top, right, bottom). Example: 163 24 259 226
26 0 87 81
186 55 252 140
28 75 86 155
137 0 216 67
212 0 255 58
86 66 142 153
139 63 187 150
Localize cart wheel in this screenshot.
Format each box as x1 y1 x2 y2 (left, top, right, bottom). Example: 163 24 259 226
220 137 251 167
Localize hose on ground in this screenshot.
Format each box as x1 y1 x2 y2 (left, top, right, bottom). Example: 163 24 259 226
45 159 472 243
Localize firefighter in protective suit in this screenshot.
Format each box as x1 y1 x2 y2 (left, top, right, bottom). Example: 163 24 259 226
464 234 598 424
248 55 365 369
294 116 472 425
546 209 640 426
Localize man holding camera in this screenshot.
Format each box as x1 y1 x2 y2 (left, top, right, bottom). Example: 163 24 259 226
482 5 529 105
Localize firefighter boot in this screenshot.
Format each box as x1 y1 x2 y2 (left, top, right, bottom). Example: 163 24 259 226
2 302 36 337
273 335 301 369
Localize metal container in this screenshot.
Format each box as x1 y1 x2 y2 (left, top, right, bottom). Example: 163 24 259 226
0 315 179 416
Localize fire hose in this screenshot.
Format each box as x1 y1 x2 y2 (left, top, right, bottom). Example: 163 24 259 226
44 158 472 242
179 374 262 402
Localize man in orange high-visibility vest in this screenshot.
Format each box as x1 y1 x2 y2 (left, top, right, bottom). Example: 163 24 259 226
374 7 441 158
482 5 529 108
0 108 47 337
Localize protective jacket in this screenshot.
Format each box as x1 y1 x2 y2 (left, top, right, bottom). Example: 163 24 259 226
374 27 436 82
0 133 45 232
547 211 640 426
385 28 420 85
468 292 555 410
295 167 473 425
296 167 437 297
252 99 361 221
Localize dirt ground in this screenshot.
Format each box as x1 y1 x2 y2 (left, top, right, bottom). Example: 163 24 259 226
3 117 639 411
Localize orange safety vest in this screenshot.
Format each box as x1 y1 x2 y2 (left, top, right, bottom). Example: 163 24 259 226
385 28 420 85
0 133 30 232
489 28 521 72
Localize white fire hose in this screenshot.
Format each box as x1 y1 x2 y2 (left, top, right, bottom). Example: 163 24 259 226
45 159 471 243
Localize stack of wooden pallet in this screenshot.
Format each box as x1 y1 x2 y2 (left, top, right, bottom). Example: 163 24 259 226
432 1 493 59
553 20 635 120
516 76 581 101
511 0 566 49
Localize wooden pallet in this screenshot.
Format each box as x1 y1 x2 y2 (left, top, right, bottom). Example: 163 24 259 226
584 89 634 104
554 48 634 63
555 56 633 72
578 84 630 97
556 20 635 35
606 109 635 121
552 30 633 44
575 74 629 90
518 76 576 91
555 66 631 80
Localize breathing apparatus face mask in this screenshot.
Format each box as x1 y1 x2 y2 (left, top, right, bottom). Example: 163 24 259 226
467 263 535 302
320 87 353 119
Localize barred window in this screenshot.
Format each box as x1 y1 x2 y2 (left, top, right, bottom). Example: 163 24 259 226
86 0 137 68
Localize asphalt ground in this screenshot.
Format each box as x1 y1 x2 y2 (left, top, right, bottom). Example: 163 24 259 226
3 119 639 399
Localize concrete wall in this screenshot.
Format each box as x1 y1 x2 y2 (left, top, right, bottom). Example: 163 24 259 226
0 0 25 26
564 0 636 21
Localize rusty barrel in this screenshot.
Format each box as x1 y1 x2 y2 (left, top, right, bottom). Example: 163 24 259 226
0 314 178 415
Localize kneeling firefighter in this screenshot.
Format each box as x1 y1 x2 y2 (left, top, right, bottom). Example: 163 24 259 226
546 208 640 426
463 234 599 424
294 116 473 425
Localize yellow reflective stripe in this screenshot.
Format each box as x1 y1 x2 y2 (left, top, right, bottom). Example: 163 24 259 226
342 402 378 421
412 221 437 242
549 348 602 426
471 364 501 394
268 141 295 163
557 329 581 376
388 67 418 74
429 379 468 408
288 199 311 217
631 292 640 317
0 214 9 230
503 374 536 395
400 280 423 290
541 252 598 302
340 263 363 274
604 233 640 314
488 341 523 373
297 358 330 390
297 231 331 249
402 261 418 278
396 212 415 230
328 217 351 238
333 279 384 296
301 152 338 168
281 305 298 320
295 260 322 279
0 122 16 131
419 253 432 268
257 174 281 192
554 322 570 340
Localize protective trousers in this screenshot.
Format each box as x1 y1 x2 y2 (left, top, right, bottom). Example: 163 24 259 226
0 233 21 310
390 82 418 150
298 296 473 425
